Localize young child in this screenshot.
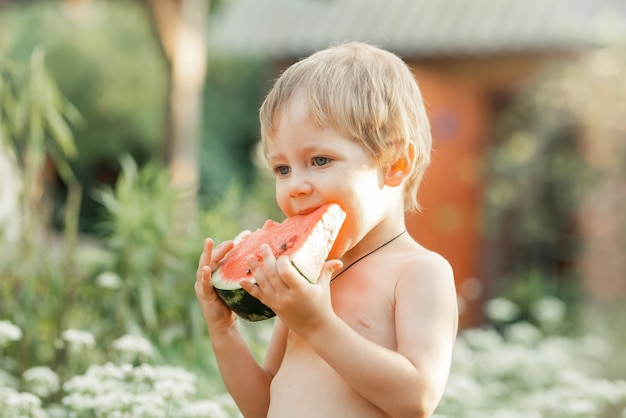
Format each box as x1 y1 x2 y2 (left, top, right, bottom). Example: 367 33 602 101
195 42 458 418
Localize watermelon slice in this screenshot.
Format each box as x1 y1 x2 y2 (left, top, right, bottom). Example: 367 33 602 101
212 203 346 322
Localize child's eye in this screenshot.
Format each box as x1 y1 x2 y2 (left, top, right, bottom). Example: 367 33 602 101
312 156 331 167
274 165 291 176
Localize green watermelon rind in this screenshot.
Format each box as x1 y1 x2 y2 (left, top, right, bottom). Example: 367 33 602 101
214 287 276 322
212 204 346 322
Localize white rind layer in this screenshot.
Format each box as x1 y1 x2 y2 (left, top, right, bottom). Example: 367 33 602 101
212 270 250 290
290 204 345 282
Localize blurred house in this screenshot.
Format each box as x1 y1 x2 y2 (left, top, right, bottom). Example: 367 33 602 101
207 0 626 327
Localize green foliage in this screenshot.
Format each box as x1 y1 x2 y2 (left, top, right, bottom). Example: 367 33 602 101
0 39 88 386
94 155 194 337
92 156 249 375
0 44 81 225
0 1 169 229
1 1 167 170
201 56 269 204
482 46 626 310
12 48 80 174
2 1 274 233
1 151 276 399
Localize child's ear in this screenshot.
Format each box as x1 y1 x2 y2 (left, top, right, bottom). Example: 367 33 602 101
384 142 416 187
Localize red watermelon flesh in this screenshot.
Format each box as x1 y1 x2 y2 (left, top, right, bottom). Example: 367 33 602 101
212 203 346 321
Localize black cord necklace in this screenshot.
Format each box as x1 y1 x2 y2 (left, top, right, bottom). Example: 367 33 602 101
331 230 407 282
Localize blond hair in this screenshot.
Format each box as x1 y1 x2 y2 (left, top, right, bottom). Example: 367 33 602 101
259 42 432 212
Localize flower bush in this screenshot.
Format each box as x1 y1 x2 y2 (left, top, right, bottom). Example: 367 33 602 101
2 297 625 417
0 322 237 418
434 297 626 418
61 363 228 418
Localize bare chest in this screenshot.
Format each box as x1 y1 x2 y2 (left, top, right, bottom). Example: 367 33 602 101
267 262 401 417
330 261 399 348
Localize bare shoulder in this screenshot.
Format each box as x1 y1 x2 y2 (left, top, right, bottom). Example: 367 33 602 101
392 242 458 338
394 242 454 288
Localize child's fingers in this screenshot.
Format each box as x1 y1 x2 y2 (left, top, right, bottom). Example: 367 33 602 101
197 238 214 270
319 259 343 286
196 239 235 281
259 244 290 289
274 255 303 289
201 266 213 291
245 253 275 295
196 240 212 286
240 278 261 300
194 238 240 330
195 266 212 298
195 265 237 329
210 240 235 272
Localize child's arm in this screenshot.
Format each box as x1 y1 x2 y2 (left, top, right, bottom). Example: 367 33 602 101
195 239 286 418
206 315 286 418
242 246 457 418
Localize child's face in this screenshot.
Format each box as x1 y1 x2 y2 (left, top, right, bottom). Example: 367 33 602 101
265 93 393 256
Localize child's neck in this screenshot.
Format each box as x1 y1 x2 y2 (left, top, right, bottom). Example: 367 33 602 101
332 229 407 281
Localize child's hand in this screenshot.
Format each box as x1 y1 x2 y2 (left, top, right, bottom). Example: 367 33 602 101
195 238 238 332
240 244 343 335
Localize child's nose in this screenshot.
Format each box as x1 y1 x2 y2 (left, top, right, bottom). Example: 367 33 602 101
287 171 313 197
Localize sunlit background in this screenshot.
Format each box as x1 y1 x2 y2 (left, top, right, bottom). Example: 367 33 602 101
1 0 625 416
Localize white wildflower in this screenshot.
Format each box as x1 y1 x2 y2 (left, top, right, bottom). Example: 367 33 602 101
210 392 242 418
0 319 22 348
96 271 123 289
530 296 567 329
0 386 48 418
180 400 229 418
62 362 204 417
154 378 196 400
63 362 127 396
563 398 597 416
23 366 60 398
484 297 521 323
131 392 168 417
61 329 95 353
443 374 483 406
113 334 154 362
490 409 536 418
579 334 613 360
0 369 19 389
143 364 197 399
461 327 504 351
504 321 542 345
